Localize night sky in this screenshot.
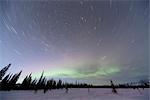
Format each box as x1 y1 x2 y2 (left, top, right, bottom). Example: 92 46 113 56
0 0 149 85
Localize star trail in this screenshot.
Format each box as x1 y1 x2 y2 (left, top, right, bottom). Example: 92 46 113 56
0 0 149 84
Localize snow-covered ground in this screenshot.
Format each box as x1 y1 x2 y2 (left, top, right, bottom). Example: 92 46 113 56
0 88 149 100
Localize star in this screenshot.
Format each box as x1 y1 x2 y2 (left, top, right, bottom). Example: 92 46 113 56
131 39 135 44
10 26 18 35
93 26 97 30
101 56 107 60
13 49 22 56
90 5 94 11
80 16 87 23
80 1 84 6
109 0 112 8
96 39 102 47
98 17 102 22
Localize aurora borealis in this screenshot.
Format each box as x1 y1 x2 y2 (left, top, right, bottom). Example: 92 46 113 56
0 0 149 85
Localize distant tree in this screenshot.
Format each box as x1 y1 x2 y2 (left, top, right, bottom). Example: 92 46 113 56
9 71 22 90
110 80 118 94
36 71 46 90
31 78 37 90
21 73 32 89
0 64 11 80
47 79 56 90
1 73 12 90
57 79 62 89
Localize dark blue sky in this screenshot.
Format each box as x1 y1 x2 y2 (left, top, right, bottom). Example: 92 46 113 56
0 0 149 84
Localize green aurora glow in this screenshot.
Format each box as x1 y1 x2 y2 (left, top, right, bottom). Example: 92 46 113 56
32 65 120 79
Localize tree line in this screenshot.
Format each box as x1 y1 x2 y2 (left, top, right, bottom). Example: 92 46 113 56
0 64 149 93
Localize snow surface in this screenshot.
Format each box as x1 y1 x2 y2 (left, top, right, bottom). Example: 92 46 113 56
0 88 149 100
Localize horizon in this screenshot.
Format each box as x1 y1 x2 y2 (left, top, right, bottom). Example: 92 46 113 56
1 63 149 86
